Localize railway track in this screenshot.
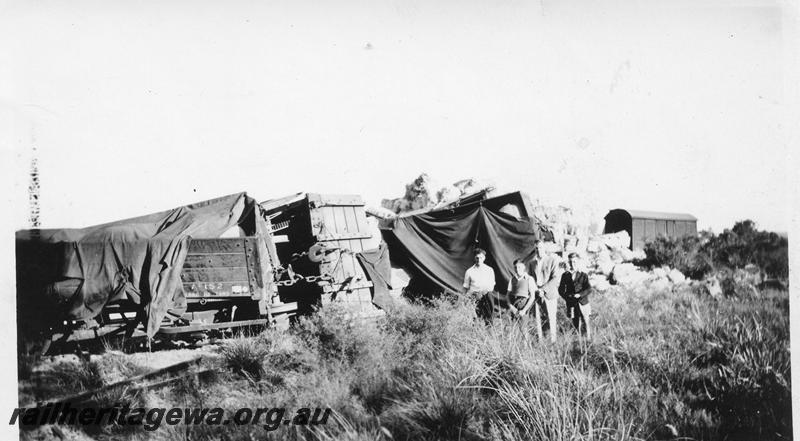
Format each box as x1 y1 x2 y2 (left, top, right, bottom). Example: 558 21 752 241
20 355 218 420
23 319 275 357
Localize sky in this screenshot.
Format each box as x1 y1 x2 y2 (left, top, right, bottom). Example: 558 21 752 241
1 0 796 236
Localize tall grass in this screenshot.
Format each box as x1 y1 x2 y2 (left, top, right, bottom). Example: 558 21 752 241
21 285 790 440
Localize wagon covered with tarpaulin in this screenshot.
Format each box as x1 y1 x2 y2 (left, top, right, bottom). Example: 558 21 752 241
16 192 391 354
376 191 553 301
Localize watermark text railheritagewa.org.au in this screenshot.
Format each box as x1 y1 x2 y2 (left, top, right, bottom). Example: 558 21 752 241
10 403 331 431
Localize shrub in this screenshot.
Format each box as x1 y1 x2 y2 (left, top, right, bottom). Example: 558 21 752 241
710 220 788 279
43 359 104 396
293 303 378 364
639 234 714 279
218 336 270 380
639 220 788 280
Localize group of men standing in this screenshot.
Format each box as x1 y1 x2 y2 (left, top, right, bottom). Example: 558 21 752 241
462 240 592 341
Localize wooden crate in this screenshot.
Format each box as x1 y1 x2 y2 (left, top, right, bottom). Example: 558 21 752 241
263 193 383 318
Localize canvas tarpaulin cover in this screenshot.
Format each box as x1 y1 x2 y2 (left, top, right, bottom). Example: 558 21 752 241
382 203 547 296
355 242 394 310
16 192 273 337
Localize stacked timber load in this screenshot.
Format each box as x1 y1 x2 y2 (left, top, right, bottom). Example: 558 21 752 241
380 173 493 215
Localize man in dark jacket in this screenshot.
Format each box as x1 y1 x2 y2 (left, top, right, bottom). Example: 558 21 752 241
558 252 592 338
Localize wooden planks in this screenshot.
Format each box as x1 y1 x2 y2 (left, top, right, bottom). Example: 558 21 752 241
632 219 645 250
656 220 667 237
308 196 379 314
183 254 247 269
315 231 372 241
181 237 263 299
187 238 245 254
675 221 687 237
307 193 364 207
645 220 656 242
321 280 373 293
180 267 249 283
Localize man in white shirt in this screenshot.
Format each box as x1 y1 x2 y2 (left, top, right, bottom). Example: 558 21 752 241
462 248 497 319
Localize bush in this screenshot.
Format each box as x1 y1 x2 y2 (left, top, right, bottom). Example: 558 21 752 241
639 234 713 279
218 336 270 380
711 220 788 279
293 303 378 364
639 220 788 280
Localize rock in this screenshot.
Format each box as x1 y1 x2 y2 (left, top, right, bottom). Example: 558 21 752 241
542 242 562 255
737 265 763 286
381 174 492 215
609 263 649 287
668 268 687 285
530 204 592 251
596 250 616 275
586 238 603 253
652 267 669 279
609 247 633 263
390 267 411 290
381 173 438 213
452 178 484 195
620 248 635 262
435 185 462 207
703 275 723 298
563 235 579 251
599 231 631 250
647 276 672 292
589 274 611 292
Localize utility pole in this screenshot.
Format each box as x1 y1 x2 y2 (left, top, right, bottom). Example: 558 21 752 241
29 145 40 228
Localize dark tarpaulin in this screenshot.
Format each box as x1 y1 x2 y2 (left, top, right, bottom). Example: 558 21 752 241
382 204 546 296
355 242 394 310
16 192 273 337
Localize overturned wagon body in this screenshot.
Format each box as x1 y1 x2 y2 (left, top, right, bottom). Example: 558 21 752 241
603 209 698 251
16 192 388 354
261 192 387 317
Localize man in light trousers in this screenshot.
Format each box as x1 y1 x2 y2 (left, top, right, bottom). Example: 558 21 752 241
528 240 562 342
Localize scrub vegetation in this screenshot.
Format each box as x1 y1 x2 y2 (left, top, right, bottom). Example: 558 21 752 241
20 282 790 441
637 220 788 280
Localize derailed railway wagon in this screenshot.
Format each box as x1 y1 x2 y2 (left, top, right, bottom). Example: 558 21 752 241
16 192 388 355
261 193 386 317
376 190 552 307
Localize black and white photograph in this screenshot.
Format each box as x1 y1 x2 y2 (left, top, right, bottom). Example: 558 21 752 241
1 0 797 440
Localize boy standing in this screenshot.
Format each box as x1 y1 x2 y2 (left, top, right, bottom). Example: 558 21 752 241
558 252 592 338
507 259 536 321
